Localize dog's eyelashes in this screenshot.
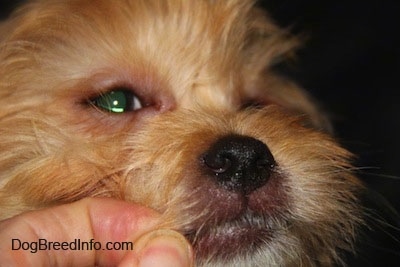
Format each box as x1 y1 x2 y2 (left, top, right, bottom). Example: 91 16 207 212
90 89 143 113
240 99 268 110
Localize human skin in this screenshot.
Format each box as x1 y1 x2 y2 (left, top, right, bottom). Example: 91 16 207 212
0 198 193 267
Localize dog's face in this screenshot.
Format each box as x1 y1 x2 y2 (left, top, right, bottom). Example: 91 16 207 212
0 0 363 266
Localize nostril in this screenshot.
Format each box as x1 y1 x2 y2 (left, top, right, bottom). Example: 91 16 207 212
202 134 276 194
256 157 275 170
203 154 232 174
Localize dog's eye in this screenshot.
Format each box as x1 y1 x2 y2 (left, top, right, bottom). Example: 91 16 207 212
91 89 143 113
241 99 267 110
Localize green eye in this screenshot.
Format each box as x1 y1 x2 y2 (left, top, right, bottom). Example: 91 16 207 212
91 89 143 113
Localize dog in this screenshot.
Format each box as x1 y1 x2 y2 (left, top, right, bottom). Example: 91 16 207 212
0 0 385 266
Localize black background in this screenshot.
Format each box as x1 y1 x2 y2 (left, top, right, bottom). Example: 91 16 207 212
259 0 400 213
1 1 399 211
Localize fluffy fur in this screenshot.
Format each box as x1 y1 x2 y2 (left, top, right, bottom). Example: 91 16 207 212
0 0 363 266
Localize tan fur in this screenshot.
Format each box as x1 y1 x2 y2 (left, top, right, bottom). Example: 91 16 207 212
0 0 363 266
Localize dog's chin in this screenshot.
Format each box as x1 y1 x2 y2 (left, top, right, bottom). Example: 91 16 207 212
187 212 280 260
181 172 288 261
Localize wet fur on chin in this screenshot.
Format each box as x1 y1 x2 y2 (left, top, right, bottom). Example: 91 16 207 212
0 0 363 266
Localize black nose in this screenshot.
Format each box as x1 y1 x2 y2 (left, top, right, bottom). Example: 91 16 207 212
202 135 275 194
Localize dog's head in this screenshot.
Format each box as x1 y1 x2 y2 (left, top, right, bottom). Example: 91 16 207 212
0 0 362 265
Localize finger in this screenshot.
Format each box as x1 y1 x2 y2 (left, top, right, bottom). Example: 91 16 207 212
0 198 160 266
119 229 193 267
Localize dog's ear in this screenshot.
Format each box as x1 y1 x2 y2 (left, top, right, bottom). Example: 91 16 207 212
243 8 333 133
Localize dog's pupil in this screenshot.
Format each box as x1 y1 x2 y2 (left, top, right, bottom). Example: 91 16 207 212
93 89 140 113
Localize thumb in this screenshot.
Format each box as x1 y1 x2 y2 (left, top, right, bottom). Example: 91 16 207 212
0 198 193 267
120 229 193 267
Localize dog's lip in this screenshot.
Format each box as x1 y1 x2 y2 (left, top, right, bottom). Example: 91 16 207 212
185 213 274 259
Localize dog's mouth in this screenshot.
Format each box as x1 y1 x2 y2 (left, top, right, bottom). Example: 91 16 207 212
179 154 288 260
185 211 284 260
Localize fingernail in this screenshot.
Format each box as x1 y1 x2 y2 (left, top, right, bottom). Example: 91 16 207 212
137 229 193 267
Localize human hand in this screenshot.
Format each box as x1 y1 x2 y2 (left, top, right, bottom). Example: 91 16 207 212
0 198 193 267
